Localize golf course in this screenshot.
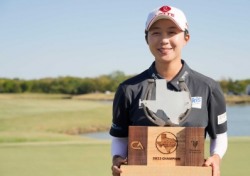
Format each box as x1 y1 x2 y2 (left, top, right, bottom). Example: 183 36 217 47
0 93 249 176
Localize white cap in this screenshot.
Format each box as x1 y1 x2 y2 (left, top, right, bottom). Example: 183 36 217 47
145 5 188 32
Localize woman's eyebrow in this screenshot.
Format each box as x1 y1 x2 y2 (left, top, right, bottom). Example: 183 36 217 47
149 26 160 30
167 26 178 30
150 26 178 30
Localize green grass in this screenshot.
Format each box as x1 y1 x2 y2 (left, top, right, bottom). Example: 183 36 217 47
72 92 115 101
0 138 250 176
204 137 250 176
220 137 250 176
0 93 250 176
0 93 112 143
0 140 112 176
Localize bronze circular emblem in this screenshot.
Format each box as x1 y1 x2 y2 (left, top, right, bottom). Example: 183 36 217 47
155 132 178 154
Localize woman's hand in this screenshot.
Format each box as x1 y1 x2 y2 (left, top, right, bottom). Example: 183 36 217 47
204 154 221 176
111 155 128 176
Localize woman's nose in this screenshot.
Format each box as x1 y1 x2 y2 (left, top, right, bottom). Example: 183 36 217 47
161 36 169 45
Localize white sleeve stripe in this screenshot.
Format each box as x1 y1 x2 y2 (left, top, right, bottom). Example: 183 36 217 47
111 136 128 158
210 132 228 159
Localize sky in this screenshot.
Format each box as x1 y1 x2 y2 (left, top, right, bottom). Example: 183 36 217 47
0 0 249 80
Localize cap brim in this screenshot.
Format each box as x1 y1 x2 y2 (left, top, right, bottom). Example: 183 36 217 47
146 15 184 31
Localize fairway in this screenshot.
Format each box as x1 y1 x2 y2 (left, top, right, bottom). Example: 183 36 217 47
0 94 250 176
1 138 250 176
0 139 112 176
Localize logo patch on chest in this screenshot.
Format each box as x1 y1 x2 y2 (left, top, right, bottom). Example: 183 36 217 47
191 97 202 109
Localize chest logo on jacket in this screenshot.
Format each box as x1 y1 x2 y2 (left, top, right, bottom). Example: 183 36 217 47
191 97 202 109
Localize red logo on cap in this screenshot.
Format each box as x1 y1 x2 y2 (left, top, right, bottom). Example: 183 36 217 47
159 6 171 12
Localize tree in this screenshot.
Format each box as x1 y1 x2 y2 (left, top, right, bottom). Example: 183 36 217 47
77 78 96 94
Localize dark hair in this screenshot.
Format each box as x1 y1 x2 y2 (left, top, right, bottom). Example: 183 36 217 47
145 30 149 43
184 29 189 36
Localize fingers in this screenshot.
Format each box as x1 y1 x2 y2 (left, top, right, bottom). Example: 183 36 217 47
112 156 127 166
204 155 221 176
111 155 128 176
204 157 212 167
112 165 122 176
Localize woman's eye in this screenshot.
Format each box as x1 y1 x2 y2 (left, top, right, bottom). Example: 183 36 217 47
152 31 160 35
168 31 177 35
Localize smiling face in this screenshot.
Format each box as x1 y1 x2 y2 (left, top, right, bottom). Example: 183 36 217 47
147 19 189 65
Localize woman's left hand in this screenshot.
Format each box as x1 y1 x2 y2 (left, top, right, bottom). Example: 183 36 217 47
204 154 221 176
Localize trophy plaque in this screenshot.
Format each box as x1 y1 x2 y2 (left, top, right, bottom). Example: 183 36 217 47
121 126 212 176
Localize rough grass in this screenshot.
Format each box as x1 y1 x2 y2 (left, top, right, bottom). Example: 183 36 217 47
225 95 250 104
72 92 115 101
0 93 112 143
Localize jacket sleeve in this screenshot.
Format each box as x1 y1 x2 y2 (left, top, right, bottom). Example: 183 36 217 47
109 84 130 137
206 82 228 139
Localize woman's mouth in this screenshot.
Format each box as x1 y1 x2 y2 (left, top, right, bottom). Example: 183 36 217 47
158 48 172 54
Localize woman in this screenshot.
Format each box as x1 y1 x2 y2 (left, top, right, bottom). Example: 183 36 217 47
110 5 228 176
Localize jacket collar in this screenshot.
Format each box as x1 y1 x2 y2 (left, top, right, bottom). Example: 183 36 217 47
147 60 191 90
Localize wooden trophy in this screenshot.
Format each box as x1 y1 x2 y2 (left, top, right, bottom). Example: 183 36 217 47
120 80 212 175
120 126 212 176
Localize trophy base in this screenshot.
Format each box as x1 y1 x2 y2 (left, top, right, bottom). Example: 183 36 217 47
121 165 212 176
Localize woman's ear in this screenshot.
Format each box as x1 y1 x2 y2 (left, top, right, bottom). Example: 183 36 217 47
185 34 190 42
184 30 190 42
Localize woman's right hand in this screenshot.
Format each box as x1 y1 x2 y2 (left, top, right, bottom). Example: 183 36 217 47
111 155 127 176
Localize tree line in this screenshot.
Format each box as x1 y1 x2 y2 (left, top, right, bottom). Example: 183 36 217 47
0 72 249 95
0 71 129 94
220 78 250 95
